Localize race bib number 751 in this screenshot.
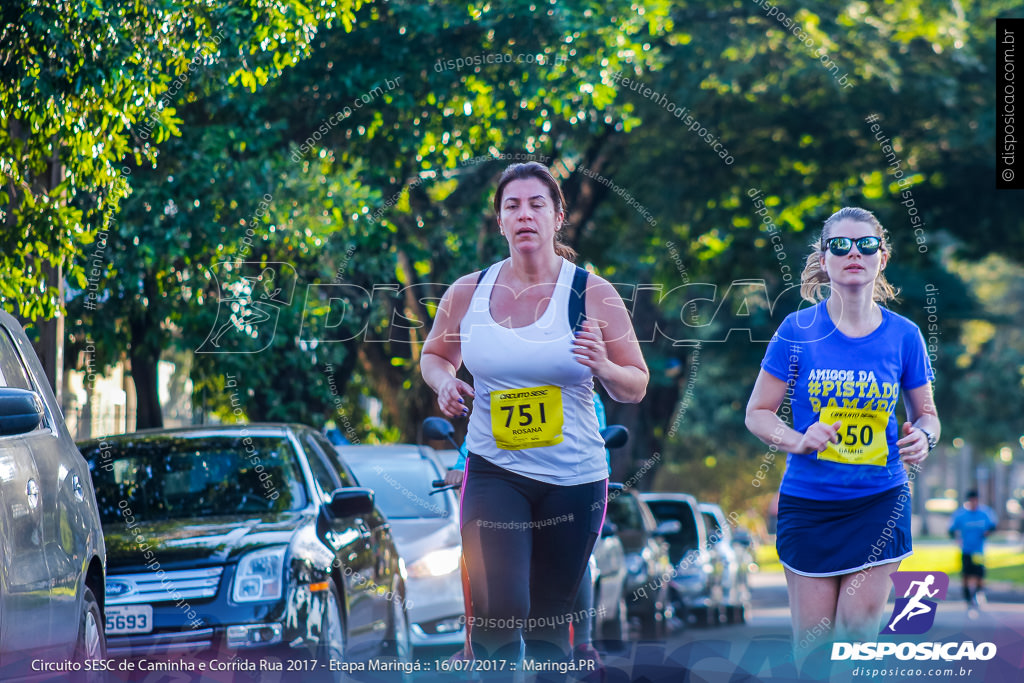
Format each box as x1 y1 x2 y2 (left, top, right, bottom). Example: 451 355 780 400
490 385 564 450
817 406 889 467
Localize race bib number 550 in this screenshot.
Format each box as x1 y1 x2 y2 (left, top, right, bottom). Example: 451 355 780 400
491 385 564 450
817 406 889 467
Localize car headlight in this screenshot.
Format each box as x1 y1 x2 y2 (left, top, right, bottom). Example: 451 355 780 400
232 546 287 603
408 546 461 578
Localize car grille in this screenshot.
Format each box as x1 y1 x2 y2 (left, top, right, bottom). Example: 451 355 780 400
106 567 224 605
106 628 216 657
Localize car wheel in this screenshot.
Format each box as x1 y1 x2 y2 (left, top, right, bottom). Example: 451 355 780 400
315 583 346 682
383 584 412 664
73 587 106 679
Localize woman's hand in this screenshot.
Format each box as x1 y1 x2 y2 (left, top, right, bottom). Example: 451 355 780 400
572 320 609 374
444 469 465 487
794 420 842 455
897 422 930 465
437 377 475 418
575 277 649 403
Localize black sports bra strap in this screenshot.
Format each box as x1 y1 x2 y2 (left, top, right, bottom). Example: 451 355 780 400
474 263 588 332
569 266 588 334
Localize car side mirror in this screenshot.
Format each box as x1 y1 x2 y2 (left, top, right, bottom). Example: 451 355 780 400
0 388 43 437
326 487 375 519
600 425 628 450
655 519 682 536
422 417 459 449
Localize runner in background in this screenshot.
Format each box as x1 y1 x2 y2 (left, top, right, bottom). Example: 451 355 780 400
948 490 998 609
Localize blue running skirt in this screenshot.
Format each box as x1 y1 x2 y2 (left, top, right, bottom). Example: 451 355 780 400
777 484 912 577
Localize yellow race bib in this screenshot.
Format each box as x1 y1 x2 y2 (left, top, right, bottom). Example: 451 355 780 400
817 406 889 467
490 385 564 450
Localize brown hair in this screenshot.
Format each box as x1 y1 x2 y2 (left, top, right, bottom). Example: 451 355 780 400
493 161 577 262
799 206 899 303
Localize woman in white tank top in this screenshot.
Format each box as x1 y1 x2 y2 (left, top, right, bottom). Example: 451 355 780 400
421 162 648 666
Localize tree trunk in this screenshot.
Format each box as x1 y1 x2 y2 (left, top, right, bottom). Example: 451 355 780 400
129 348 163 430
128 276 164 430
30 275 63 400
357 342 436 442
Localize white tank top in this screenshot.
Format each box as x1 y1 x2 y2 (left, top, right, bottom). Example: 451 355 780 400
461 257 608 485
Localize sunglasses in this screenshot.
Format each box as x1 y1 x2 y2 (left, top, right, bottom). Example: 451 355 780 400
822 236 882 256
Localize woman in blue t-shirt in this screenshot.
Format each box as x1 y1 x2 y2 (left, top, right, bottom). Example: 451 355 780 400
745 207 940 665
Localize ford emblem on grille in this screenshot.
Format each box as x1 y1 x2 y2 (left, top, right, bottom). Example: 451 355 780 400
106 580 133 597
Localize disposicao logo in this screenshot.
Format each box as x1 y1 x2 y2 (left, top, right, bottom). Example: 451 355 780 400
832 570 997 662
882 570 948 635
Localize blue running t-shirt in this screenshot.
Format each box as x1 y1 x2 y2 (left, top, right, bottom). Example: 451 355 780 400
761 300 934 500
949 506 997 555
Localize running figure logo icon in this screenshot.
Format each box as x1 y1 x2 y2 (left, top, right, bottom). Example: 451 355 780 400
881 571 949 635
197 262 296 354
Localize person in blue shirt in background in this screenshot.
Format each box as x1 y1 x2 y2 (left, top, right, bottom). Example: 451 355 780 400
444 392 611 661
948 490 998 608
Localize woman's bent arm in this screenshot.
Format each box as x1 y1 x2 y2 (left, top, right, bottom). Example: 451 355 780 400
745 370 840 455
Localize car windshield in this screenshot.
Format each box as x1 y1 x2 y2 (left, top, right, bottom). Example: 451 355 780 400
646 501 701 560
702 512 724 541
606 495 643 532
81 435 308 523
347 457 452 519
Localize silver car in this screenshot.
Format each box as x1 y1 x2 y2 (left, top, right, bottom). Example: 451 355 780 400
700 502 752 624
0 310 107 676
340 445 466 650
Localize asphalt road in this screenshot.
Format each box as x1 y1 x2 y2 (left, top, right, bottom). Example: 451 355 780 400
585 570 1024 683
405 566 1024 683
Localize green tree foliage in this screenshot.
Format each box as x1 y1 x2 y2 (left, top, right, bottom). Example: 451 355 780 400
567 0 1022 483
9 1 1020 502
169 0 676 431
944 254 1024 452
1 0 361 319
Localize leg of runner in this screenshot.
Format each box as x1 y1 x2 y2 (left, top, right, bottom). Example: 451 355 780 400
837 561 901 640
964 555 984 607
961 554 972 602
570 559 606 680
450 555 473 660
784 570 838 670
460 454 534 664
572 561 594 647
976 559 987 605
524 478 605 663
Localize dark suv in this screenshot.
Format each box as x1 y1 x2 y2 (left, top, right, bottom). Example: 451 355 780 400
641 493 723 627
605 489 675 639
0 310 107 676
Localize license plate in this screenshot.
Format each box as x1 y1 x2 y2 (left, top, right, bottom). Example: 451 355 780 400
105 604 153 635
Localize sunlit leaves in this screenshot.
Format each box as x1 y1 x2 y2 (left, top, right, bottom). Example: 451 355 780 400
1 0 361 320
